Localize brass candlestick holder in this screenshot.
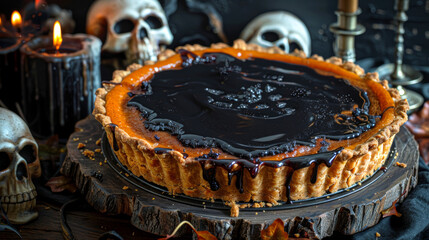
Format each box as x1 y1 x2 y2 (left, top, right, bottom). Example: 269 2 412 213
329 6 365 63
376 0 424 112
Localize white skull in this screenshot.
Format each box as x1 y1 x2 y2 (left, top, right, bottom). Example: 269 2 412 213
240 11 311 56
86 0 173 64
0 108 40 224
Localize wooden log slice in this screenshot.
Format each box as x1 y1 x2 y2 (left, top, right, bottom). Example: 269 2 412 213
61 116 419 239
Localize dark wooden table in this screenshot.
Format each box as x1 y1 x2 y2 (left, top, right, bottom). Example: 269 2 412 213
0 199 166 240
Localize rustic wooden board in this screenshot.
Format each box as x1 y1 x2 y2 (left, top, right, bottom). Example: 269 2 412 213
61 116 419 239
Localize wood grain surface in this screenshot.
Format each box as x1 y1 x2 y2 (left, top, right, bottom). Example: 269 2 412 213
0 201 163 240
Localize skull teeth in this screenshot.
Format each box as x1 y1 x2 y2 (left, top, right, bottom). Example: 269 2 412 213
1 190 37 204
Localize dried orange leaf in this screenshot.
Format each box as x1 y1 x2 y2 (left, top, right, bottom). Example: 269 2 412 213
158 221 217 240
45 175 77 193
261 218 288 240
195 230 218 240
381 199 402 218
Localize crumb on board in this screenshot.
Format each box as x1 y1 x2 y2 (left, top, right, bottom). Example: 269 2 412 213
96 138 101 145
73 138 79 141
226 201 278 217
376 232 381 237
77 143 86 149
122 186 129 190
99 162 103 166
229 202 239 217
95 148 102 153
240 204 249 209
252 202 266 208
396 162 407 168
294 233 300 238
83 149 95 159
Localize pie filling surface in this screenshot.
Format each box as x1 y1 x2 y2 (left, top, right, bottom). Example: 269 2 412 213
129 51 380 157
122 50 388 196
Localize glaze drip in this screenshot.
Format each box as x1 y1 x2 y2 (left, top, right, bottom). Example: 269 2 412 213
196 147 342 200
108 123 119 151
154 147 172 154
128 52 379 159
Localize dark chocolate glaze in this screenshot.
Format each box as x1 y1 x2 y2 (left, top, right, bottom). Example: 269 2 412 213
108 123 119 151
154 147 172 154
128 52 378 159
196 147 342 201
125 51 381 200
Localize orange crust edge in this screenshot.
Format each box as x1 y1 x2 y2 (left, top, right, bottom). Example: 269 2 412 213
93 40 409 215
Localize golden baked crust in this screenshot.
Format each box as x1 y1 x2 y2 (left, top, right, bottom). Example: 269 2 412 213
93 40 409 212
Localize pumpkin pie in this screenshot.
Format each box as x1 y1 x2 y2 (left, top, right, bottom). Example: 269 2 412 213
93 40 408 214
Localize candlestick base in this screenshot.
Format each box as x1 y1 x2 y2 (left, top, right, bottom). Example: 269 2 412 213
376 63 423 86
376 63 424 112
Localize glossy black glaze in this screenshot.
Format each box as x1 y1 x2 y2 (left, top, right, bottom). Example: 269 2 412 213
154 148 173 154
126 51 381 199
128 52 377 159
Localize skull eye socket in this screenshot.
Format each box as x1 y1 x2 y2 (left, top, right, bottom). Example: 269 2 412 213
19 145 36 164
145 16 163 29
114 19 135 34
289 42 302 52
0 152 11 171
261 31 280 42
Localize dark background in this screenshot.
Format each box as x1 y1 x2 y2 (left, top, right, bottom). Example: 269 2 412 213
2 0 429 98
1 0 428 65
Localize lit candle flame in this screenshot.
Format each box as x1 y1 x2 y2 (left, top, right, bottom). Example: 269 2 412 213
11 11 22 29
53 21 63 52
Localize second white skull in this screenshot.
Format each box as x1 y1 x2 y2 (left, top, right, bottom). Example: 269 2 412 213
240 11 311 56
0 108 40 224
86 0 173 64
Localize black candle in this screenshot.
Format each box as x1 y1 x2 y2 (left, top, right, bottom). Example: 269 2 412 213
20 34 101 138
0 33 25 111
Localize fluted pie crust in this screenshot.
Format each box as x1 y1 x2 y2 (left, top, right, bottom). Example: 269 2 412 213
93 40 409 214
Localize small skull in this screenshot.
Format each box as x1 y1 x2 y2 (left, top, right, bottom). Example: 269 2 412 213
240 11 311 56
86 0 173 65
0 108 40 224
